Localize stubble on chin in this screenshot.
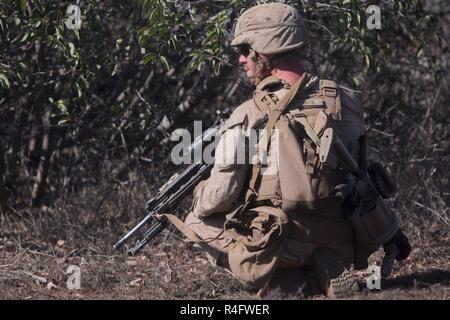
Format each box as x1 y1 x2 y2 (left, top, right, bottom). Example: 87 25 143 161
244 71 256 85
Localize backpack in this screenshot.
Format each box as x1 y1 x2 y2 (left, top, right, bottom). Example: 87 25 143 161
224 73 399 287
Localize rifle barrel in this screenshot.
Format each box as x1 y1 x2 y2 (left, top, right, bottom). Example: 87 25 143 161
127 221 166 255
113 214 153 250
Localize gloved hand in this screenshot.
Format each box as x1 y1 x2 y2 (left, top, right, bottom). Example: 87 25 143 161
381 242 399 277
381 229 412 277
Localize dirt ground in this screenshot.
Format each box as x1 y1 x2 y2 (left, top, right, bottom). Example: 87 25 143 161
0 205 448 300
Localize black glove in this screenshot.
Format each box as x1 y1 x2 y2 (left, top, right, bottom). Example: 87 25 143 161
381 229 412 277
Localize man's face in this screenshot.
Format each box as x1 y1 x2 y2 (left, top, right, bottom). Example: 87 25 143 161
237 45 257 84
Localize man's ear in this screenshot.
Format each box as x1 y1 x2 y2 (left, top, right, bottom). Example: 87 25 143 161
250 50 259 63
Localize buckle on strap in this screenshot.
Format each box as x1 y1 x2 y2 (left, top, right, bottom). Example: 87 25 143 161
322 87 338 98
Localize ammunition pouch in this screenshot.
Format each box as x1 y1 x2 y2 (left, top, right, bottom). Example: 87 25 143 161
338 178 399 270
346 195 399 247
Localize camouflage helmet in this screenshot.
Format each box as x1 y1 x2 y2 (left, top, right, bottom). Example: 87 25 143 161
231 3 308 56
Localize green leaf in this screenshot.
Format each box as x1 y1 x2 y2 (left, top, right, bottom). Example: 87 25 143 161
73 30 80 41
364 54 370 68
159 56 170 70
416 48 424 58
19 62 28 70
58 115 71 126
111 64 119 76
68 42 76 57
143 53 157 64
434 33 441 47
0 73 10 89
19 32 29 43
76 82 82 98
56 100 69 115
15 72 23 82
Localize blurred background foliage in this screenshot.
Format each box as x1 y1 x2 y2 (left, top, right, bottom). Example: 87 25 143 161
0 1 448 238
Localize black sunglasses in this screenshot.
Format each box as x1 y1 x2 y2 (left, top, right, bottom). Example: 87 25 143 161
237 45 251 57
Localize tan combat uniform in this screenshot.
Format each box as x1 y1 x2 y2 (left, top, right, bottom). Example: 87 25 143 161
185 74 365 271
179 2 408 296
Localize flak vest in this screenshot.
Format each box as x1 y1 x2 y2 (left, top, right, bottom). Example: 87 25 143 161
247 75 364 224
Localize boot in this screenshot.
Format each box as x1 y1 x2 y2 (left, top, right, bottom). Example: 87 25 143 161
312 248 359 299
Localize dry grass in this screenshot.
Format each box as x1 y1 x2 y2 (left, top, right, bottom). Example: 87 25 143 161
0 175 448 300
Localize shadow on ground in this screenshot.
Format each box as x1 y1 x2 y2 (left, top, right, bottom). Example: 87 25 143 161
382 270 450 290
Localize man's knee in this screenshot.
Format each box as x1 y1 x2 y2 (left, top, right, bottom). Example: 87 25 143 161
184 211 233 266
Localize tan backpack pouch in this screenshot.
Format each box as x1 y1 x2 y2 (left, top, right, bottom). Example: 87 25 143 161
255 174 280 201
278 108 344 214
224 205 290 288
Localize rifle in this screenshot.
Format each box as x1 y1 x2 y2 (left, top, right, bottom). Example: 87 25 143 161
113 109 232 255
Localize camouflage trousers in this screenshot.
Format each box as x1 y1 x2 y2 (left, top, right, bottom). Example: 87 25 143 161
184 211 355 270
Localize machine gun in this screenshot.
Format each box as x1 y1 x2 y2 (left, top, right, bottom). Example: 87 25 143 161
113 109 232 255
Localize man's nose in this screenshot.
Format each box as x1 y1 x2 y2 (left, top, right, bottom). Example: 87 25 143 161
238 55 246 64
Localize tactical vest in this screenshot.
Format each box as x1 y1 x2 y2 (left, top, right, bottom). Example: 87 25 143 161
246 74 398 252
250 75 364 217
159 74 402 289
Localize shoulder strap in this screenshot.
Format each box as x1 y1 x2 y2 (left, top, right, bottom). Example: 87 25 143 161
156 213 224 244
293 114 322 147
320 79 342 121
